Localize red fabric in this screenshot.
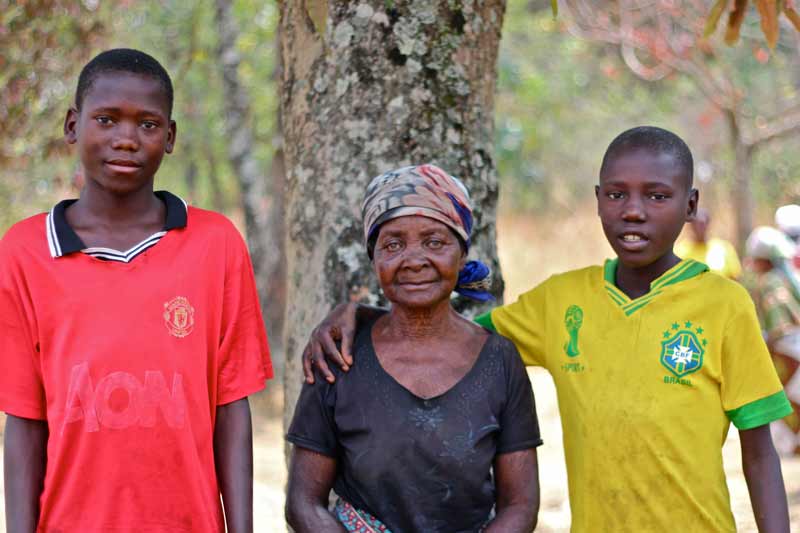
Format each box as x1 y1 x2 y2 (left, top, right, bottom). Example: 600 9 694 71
0 207 272 532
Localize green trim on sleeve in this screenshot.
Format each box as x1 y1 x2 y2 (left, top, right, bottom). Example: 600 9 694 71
726 390 794 430
474 311 496 332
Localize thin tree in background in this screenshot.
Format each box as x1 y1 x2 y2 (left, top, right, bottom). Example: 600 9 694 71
215 0 286 393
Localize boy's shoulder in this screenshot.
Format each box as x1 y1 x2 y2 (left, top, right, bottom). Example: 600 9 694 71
0 212 49 258
536 264 604 292
692 269 755 308
184 205 246 245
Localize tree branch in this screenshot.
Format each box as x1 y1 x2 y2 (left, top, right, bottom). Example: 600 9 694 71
745 106 800 147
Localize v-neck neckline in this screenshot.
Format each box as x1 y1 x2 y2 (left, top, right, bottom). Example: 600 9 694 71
602 258 709 316
365 318 491 402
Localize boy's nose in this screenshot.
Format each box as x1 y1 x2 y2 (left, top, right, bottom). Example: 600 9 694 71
112 124 140 151
621 198 646 221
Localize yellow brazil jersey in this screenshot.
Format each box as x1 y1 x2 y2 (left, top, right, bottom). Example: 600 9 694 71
480 259 792 533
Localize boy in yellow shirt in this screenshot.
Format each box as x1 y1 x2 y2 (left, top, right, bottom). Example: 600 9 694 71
304 126 792 532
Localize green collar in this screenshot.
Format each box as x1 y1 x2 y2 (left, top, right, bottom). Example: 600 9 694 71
603 258 709 315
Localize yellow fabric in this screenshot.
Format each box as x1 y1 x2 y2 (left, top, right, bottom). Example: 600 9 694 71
491 260 788 532
676 238 742 279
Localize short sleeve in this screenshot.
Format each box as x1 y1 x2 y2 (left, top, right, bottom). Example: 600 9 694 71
496 337 543 454
216 227 273 405
490 282 548 367
0 239 46 419
286 376 340 457
721 293 793 429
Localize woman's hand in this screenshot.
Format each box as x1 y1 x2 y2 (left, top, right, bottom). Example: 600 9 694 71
484 449 539 533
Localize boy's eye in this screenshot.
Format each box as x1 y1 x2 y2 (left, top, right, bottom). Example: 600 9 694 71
95 116 113 125
141 121 159 130
649 192 669 200
606 191 625 200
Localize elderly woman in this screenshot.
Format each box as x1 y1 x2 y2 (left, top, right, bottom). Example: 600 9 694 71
285 165 542 533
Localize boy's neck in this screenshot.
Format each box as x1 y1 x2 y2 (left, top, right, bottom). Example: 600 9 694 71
72 182 162 227
614 252 681 299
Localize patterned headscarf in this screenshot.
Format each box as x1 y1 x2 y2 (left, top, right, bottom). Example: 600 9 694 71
361 164 493 301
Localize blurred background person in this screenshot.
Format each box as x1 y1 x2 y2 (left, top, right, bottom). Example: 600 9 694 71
744 226 800 456
775 204 800 269
675 207 741 279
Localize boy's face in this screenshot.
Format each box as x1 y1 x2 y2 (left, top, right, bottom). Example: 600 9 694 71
64 72 176 196
596 149 697 270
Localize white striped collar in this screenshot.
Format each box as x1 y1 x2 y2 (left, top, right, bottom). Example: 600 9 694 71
46 191 187 260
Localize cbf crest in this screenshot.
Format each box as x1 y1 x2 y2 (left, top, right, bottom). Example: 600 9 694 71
660 321 706 378
164 296 195 338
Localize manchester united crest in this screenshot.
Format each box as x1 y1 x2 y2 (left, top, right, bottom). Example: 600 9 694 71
163 296 195 338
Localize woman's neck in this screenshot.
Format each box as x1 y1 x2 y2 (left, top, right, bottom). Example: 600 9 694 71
382 300 460 341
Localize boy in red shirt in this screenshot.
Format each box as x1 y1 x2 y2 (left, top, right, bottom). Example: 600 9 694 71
0 48 272 532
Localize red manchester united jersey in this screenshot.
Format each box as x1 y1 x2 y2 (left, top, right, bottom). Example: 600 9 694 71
0 192 272 532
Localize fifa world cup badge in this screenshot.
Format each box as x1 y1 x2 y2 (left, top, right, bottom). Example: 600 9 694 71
563 305 584 357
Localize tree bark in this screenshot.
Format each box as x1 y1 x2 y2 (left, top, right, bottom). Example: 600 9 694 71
724 109 754 253
279 0 507 434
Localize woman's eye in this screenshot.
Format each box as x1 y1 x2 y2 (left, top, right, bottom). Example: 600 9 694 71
427 239 444 248
384 242 401 252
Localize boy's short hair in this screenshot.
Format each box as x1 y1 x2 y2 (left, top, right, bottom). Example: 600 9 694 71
75 48 174 115
600 126 694 187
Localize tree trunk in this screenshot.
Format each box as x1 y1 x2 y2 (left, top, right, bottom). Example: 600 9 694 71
279 0 507 435
216 0 287 411
724 109 754 252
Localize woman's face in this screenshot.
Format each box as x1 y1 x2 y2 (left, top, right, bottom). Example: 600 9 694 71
372 216 465 310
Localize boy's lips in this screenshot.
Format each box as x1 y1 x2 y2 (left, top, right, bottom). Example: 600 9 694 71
617 232 649 251
105 159 142 173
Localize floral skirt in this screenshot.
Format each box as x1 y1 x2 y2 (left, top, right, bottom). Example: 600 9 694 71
334 499 392 533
